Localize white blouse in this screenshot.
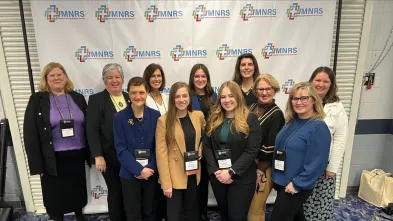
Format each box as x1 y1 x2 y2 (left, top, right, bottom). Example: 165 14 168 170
146 94 169 116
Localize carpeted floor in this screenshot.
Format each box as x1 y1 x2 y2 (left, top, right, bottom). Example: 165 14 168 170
11 195 393 221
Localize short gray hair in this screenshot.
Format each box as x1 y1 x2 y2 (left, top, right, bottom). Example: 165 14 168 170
102 63 124 83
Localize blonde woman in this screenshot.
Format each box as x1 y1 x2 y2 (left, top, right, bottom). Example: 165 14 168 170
270 82 331 221
203 81 261 221
155 82 205 221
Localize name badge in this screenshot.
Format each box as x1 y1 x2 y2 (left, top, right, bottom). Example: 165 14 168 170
273 150 286 172
184 151 199 175
60 120 74 138
217 149 231 169
135 149 150 167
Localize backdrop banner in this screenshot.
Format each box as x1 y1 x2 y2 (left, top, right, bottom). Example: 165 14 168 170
30 0 335 213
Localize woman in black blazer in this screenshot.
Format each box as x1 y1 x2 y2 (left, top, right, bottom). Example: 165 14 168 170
23 62 89 221
86 63 130 221
203 81 261 221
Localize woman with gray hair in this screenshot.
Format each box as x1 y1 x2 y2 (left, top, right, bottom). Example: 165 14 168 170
86 63 130 221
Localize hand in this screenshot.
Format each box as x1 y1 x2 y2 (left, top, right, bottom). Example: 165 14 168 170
217 169 232 184
325 170 336 179
255 174 263 190
163 188 173 198
285 182 298 195
95 156 106 173
198 154 202 160
139 168 154 180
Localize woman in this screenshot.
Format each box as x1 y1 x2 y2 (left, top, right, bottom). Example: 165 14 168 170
86 63 129 221
155 82 205 221
232 53 260 106
113 77 161 221
144 63 169 115
188 64 217 221
203 81 261 221
247 74 285 221
270 82 331 221
23 62 88 221
304 67 348 221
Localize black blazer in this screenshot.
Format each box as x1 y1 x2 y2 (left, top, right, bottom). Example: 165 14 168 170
86 89 130 167
23 91 89 176
203 113 261 184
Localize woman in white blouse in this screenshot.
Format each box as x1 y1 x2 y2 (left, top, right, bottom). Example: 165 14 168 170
303 66 348 221
143 63 169 116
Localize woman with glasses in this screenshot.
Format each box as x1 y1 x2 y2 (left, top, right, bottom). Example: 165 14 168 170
270 82 331 221
303 67 348 221
247 74 285 221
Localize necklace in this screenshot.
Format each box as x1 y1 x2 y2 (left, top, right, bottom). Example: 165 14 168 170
137 117 143 122
150 92 167 112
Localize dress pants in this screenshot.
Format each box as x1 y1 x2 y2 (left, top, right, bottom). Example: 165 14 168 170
248 167 274 221
102 165 127 221
270 184 313 221
210 175 255 221
166 175 197 221
121 174 158 221
197 158 209 221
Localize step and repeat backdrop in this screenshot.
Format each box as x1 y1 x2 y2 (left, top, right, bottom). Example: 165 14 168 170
30 0 335 214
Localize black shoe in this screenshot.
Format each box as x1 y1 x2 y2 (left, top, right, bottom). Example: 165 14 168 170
76 215 87 221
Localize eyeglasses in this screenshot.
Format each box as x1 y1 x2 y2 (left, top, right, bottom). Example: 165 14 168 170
257 87 273 92
291 96 310 103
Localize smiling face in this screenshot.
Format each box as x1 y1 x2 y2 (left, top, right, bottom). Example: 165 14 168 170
174 87 190 111
129 84 147 107
46 67 67 92
105 68 123 95
239 58 255 80
256 80 275 104
291 88 315 118
312 72 331 98
149 69 163 91
220 86 238 114
193 68 208 91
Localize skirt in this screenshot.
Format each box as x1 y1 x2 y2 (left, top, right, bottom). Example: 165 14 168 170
303 175 336 221
40 148 87 214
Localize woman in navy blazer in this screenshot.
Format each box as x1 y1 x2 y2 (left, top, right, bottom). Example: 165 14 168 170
188 63 217 221
113 77 161 221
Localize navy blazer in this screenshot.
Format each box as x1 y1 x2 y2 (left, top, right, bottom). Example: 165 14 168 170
191 92 217 111
113 105 161 180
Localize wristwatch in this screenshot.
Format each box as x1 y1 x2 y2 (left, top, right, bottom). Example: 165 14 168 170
228 168 236 177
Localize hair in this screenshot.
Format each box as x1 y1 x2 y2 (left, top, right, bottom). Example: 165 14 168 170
127 77 147 92
188 63 215 105
285 82 326 123
206 81 250 137
101 63 124 84
143 63 166 92
232 53 260 85
39 62 74 92
309 66 340 104
165 82 193 144
253 73 280 96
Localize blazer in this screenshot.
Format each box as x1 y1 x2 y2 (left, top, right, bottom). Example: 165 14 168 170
113 105 161 180
23 91 89 176
324 101 348 174
191 92 217 111
203 113 261 184
86 89 130 167
155 111 205 190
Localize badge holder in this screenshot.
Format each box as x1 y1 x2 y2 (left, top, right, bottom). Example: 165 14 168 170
184 151 199 176
135 149 150 167
217 149 232 169
273 150 286 172
60 119 75 138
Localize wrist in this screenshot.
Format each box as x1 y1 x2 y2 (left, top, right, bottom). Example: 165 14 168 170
228 168 236 177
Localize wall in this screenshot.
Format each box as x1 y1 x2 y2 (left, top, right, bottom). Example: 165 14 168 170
348 0 393 188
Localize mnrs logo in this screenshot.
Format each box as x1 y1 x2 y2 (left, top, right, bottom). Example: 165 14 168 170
261 43 297 59
287 3 323 20
91 185 108 199
95 5 135 23
240 4 276 21
144 5 183 22
123 46 161 62
216 44 252 60
75 46 114 62
45 5 85 22
192 5 230 22
282 79 296 94
170 45 207 61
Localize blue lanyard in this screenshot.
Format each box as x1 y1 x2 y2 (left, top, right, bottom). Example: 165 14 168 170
277 119 310 151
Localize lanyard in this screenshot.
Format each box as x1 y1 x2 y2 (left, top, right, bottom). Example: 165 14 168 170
277 119 310 151
52 94 72 120
150 92 167 113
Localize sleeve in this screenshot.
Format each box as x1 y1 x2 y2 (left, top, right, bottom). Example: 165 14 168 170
231 114 261 176
146 112 160 171
86 95 104 158
326 103 348 173
292 122 331 191
113 113 144 176
259 111 285 162
203 132 220 175
23 95 44 175
155 116 172 189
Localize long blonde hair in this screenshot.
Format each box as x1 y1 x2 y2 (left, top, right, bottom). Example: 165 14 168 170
165 82 193 144
206 81 249 137
39 62 74 92
285 82 325 123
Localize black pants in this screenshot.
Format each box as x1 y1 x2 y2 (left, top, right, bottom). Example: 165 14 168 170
167 175 197 221
210 175 255 221
121 174 157 221
197 158 209 221
102 165 127 221
271 184 313 221
48 208 84 221
155 172 167 220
